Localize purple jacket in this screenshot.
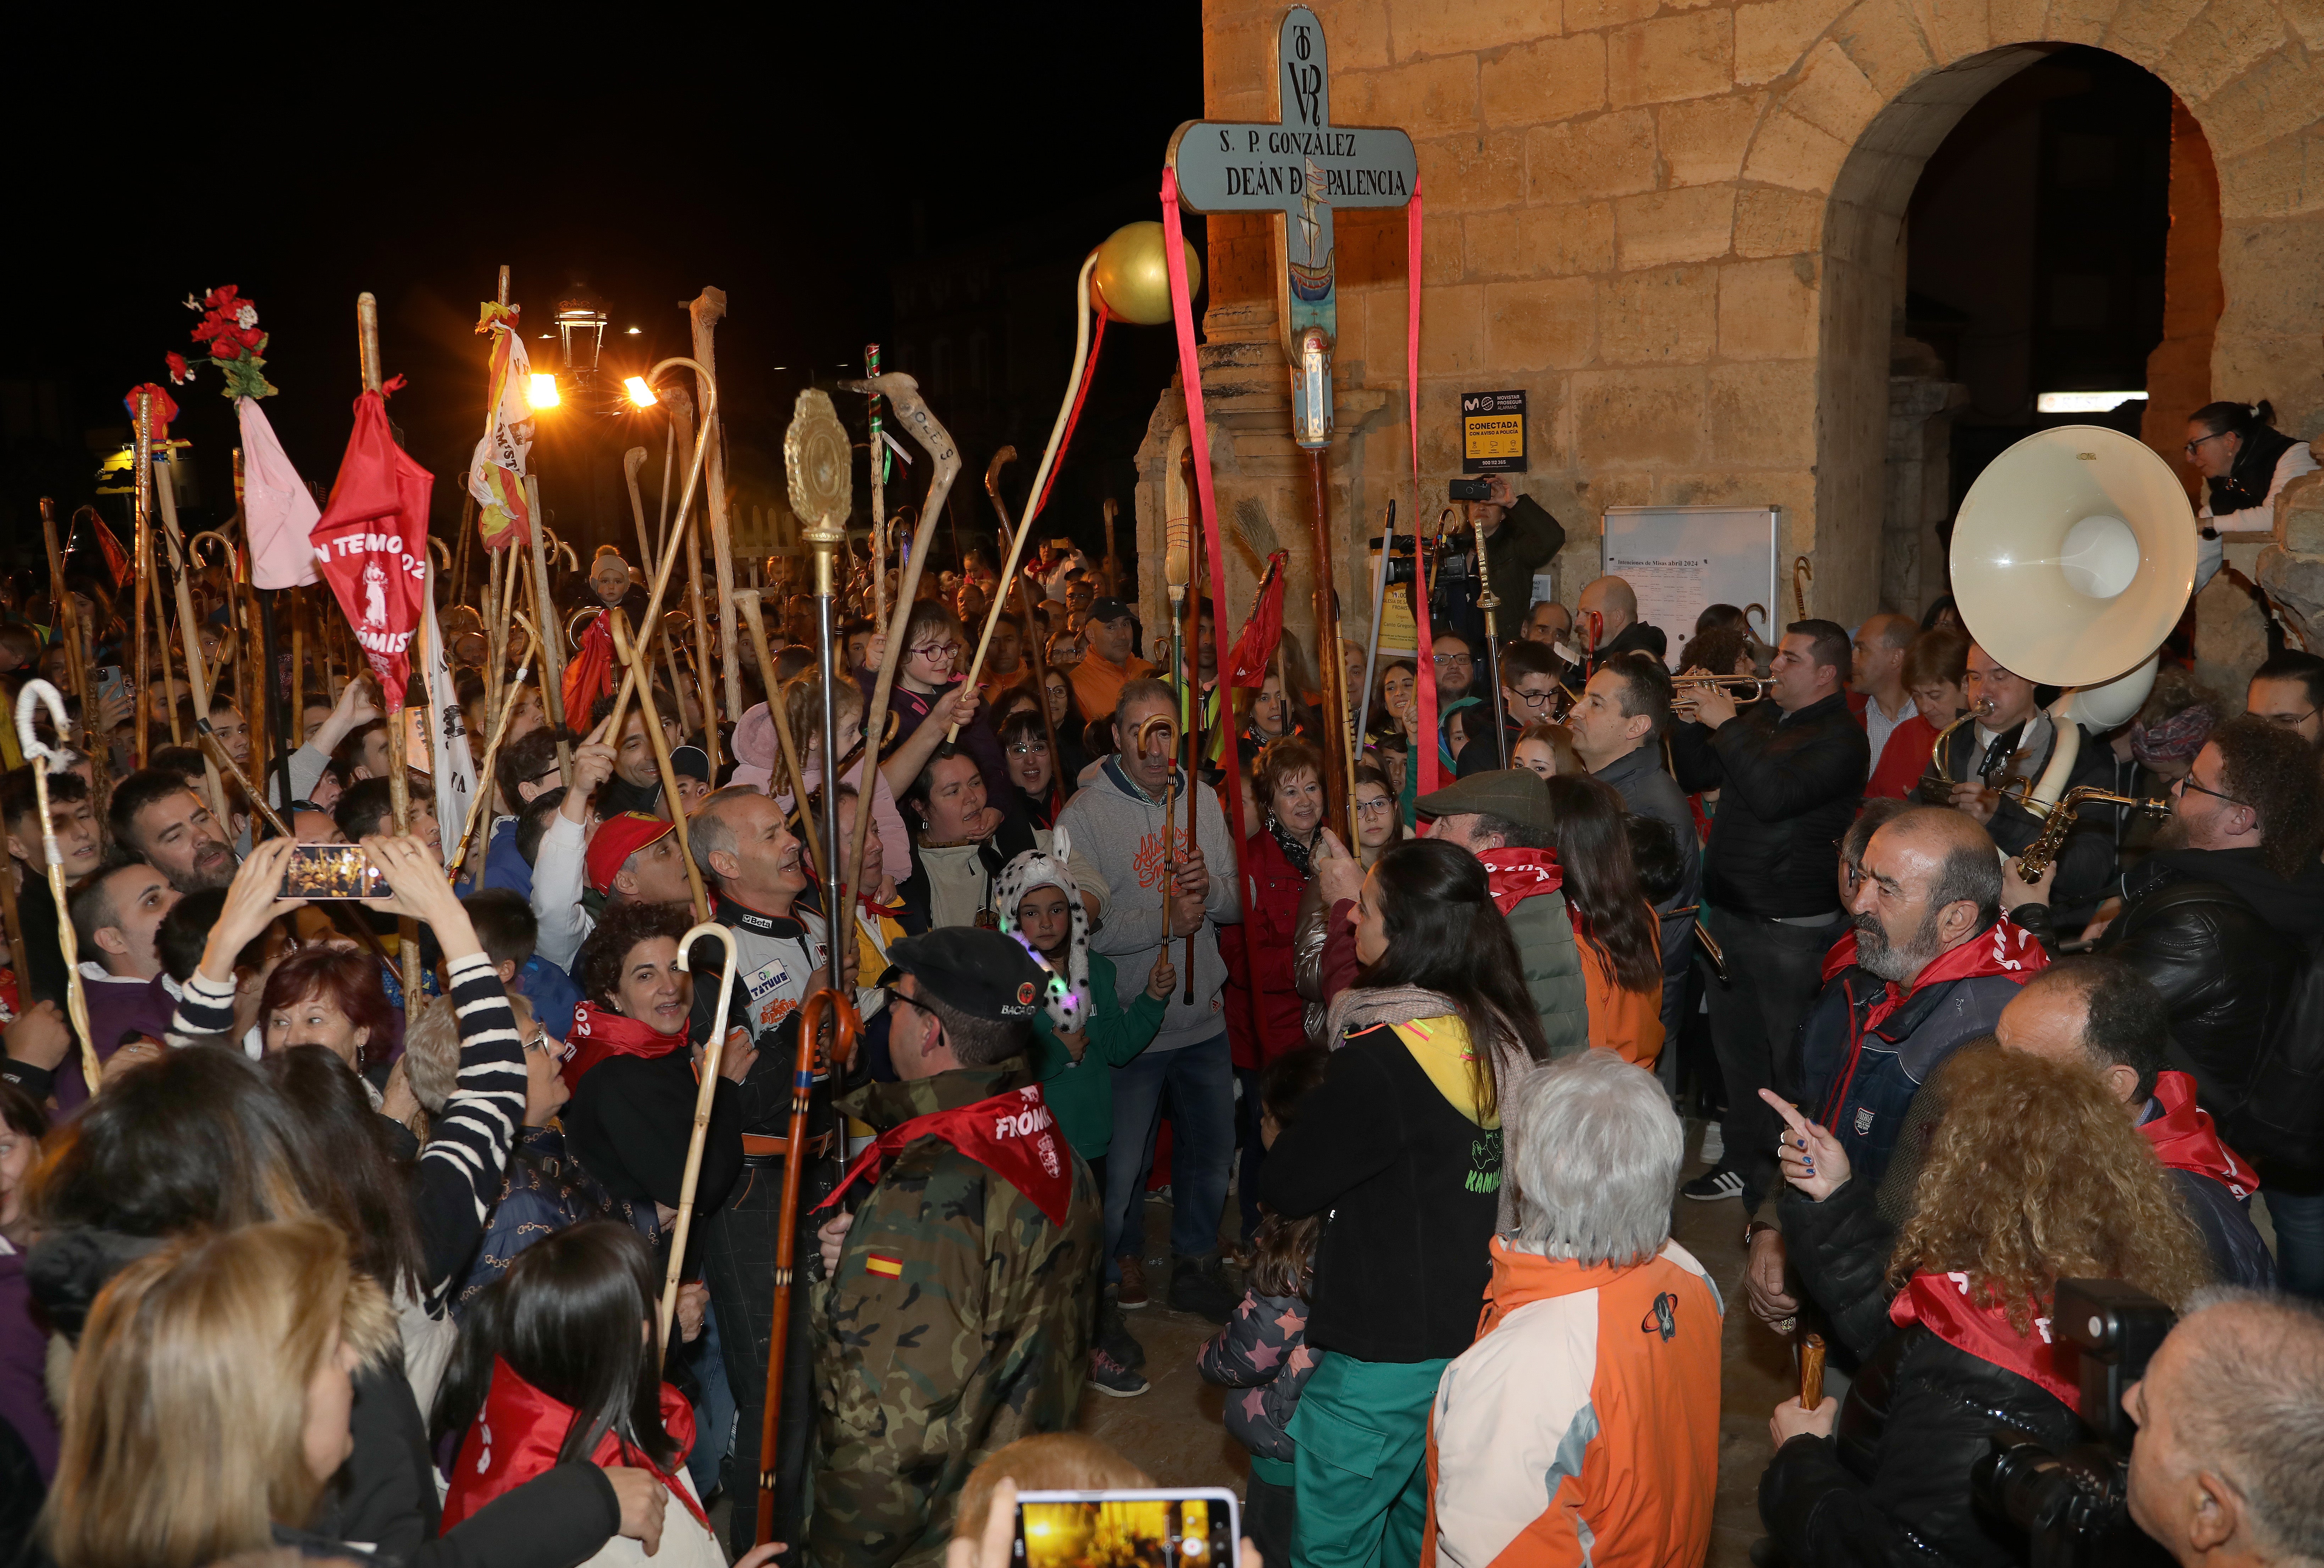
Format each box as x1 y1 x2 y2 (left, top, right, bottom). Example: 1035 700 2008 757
0 1247 56 1482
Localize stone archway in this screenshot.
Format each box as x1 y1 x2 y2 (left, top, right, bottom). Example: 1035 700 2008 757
1744 0 2320 626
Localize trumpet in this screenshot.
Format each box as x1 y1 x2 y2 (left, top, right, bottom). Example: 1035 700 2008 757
1672 673 1774 716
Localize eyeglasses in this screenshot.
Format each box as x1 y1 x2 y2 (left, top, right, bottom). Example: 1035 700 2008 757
1511 686 1559 709
2171 773 2246 808
1007 741 1049 756
1355 796 1394 816
1434 653 1472 667
881 985 927 1018
2183 431 2228 457
908 642 959 660
2258 704 2319 731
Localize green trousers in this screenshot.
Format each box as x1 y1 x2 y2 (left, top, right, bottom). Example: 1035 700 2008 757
1284 1352 1450 1568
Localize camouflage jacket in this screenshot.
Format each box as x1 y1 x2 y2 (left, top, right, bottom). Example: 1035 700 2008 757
809 1058 1102 1568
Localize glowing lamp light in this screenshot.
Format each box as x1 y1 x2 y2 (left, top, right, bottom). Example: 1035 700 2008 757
624 376 657 409
526 373 561 410
626 325 642 335
2037 390 2146 414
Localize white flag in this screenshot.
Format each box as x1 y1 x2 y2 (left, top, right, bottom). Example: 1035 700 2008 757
419 561 479 867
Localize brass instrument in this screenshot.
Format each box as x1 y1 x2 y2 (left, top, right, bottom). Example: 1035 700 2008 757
1672 674 1774 717
2003 785 2170 884
1918 699 1995 803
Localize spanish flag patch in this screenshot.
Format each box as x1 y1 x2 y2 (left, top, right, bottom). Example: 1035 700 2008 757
865 1252 904 1279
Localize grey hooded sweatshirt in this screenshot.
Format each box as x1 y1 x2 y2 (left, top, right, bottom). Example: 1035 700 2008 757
1056 758 1242 1054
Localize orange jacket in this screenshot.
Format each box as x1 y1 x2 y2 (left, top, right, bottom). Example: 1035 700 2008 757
1575 910 1666 1067
1424 1237 1722 1568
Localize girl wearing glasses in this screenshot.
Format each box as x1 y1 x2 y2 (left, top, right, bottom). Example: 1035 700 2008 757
1293 762 1403 1048
874 600 1017 821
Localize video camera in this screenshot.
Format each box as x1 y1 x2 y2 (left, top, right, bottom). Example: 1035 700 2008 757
1971 1278 2176 1568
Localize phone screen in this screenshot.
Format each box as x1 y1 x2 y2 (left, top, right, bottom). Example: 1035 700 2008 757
1013 1491 1238 1568
283 843 390 901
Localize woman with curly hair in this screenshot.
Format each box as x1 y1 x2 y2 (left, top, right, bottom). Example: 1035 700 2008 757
1758 1043 2213 1566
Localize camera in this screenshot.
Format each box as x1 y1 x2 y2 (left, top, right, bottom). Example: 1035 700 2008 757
1371 533 1476 588
1971 1279 2176 1568
1448 477 1493 502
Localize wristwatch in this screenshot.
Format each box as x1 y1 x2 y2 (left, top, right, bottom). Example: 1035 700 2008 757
1744 1219 1780 1248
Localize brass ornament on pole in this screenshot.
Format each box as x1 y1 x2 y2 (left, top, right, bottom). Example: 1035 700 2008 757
785 389 854 994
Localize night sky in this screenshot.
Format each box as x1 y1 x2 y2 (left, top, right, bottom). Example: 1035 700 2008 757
1 10 1205 583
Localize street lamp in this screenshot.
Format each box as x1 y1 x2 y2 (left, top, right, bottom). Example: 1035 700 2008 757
556 288 608 383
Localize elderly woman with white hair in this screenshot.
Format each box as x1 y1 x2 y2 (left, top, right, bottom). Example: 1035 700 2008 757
1424 1049 1724 1568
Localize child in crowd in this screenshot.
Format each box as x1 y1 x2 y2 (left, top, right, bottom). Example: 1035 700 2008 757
1197 1047 1329 1568
996 832 1173 1400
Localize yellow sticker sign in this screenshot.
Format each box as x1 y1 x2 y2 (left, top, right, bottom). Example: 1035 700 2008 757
1460 390 1527 473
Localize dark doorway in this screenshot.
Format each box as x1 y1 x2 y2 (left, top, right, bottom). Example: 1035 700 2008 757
1903 45 2175 512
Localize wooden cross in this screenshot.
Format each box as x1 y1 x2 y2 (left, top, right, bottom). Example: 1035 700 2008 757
1166 4 1416 447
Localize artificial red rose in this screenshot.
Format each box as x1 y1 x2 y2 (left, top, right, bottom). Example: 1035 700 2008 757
212 336 242 360
166 351 193 384
205 284 241 314
234 326 264 350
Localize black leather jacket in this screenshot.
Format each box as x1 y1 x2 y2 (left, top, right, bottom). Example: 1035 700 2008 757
1759 1322 2084 1567
2087 848 2324 1120
1671 692 1867 919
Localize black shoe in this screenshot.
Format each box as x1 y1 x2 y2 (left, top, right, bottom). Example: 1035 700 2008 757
1681 1168 1745 1202
1089 1346 1150 1397
1168 1253 1240 1322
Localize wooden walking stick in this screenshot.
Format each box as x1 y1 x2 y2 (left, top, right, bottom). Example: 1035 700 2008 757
608 611 712 923
658 921 739 1352
1137 711 1178 951
153 441 231 826
949 252 1099 733
1102 496 1120 597
1181 516 1201 1004
16 682 100 1096
356 292 425 1016
131 396 155 769
690 289 745 726
447 661 534 881
735 592 826 887
835 372 961 895
982 457 1066 818
756 986 861 1546
1799 1331 1827 1410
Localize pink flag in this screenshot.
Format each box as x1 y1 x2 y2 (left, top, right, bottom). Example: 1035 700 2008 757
238 397 320 589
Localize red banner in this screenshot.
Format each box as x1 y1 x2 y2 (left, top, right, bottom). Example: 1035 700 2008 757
312 389 432 710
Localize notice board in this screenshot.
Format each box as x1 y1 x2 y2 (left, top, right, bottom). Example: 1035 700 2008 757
1600 506 1780 666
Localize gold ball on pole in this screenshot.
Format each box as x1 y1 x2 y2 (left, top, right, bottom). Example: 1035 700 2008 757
1091 221 1201 327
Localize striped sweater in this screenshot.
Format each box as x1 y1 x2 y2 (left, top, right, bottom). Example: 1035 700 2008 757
171 952 528 1307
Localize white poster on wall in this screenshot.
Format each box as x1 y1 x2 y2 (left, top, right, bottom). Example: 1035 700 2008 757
1601 506 1781 666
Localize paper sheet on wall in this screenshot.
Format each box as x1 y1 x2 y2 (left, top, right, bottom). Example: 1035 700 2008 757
1601 507 1780 667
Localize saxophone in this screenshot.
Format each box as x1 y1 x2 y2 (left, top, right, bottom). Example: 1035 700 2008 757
2004 785 2172 883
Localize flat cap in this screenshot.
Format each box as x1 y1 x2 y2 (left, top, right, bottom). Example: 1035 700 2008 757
1413 768 1555 833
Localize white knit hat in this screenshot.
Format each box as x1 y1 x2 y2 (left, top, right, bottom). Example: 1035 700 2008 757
993 826 1091 1033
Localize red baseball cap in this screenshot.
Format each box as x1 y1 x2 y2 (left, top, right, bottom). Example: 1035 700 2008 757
586 811 676 895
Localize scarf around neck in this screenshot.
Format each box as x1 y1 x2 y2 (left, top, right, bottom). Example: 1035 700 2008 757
1889 1270 2078 1409
1266 813 1316 877
559 999 689 1091
813 1080 1074 1226
2142 1069 2258 1198
1474 848 1564 915
443 1355 705 1532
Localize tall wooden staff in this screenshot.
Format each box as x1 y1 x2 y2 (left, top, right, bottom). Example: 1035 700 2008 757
785 392 855 997
982 454 1064 818
948 252 1100 731
148 490 230 826
864 344 886 625
660 924 737 1352
522 474 572 788
834 372 960 896
608 611 711 922
1102 496 1120 597
1180 511 1201 1002
16 683 100 1095
38 499 106 818
356 293 424 1015
690 289 744 725
735 593 826 887
756 987 859 1546
447 661 532 882
131 398 155 768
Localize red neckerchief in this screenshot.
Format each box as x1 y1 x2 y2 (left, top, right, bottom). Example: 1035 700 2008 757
859 891 906 919
1473 848 1564 916
1889 1270 2079 1408
442 1356 706 1532
1818 919 2048 1130
813 1082 1073 1226
559 999 689 1091
2142 1070 2258 1199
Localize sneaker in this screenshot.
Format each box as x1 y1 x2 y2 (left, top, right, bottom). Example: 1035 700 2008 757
1099 1303 1146 1371
1700 1123 1725 1165
1116 1254 1150 1309
1681 1168 1745 1202
1169 1253 1241 1322
1089 1347 1150 1398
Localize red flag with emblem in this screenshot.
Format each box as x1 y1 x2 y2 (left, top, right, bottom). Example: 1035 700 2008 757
1225 552 1288 690
311 388 432 710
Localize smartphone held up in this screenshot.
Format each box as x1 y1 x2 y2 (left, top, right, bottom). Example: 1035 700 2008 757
282 843 391 901
1013 1491 1238 1568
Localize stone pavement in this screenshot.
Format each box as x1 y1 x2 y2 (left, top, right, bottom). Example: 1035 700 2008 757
1073 1123 1794 1568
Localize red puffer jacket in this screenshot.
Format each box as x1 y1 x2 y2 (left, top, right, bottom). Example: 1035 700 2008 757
1221 827 1311 1070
